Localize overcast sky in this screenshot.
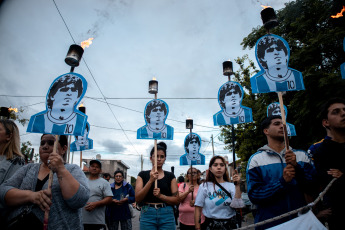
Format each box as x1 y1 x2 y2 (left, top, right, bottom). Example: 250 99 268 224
0 0 291 178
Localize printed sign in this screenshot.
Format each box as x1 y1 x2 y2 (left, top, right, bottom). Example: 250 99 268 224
213 81 253 126
180 133 205 166
137 99 174 140
27 73 88 135
251 34 305 93
70 122 93 151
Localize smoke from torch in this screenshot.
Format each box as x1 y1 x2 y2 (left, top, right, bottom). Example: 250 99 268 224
81 38 94 49
331 6 345 18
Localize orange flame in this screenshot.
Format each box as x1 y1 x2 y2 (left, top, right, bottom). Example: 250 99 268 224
261 5 272 9
331 6 345 18
152 77 157 80
80 38 94 49
8 107 18 113
79 102 85 107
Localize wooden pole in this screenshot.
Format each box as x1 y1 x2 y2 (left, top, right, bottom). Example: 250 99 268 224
154 92 158 188
80 150 83 168
278 92 289 150
43 135 59 230
66 136 71 163
154 139 158 188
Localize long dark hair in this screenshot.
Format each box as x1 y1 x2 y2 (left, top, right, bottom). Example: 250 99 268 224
206 156 230 185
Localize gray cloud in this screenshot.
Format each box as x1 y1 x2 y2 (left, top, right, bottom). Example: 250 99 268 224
101 139 127 153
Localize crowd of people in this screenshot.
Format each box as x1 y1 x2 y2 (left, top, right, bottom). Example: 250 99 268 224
0 97 344 230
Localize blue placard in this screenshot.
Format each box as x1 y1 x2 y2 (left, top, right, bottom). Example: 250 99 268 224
251 34 305 93
27 72 88 136
213 81 253 126
70 122 93 151
180 133 205 166
137 99 174 140
267 102 296 136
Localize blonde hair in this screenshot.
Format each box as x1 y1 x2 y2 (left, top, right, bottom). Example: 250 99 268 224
0 120 24 160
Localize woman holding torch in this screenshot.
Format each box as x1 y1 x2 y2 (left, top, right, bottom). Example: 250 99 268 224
135 142 179 230
0 134 89 229
178 167 205 230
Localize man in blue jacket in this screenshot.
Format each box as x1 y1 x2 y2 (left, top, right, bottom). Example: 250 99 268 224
246 115 315 229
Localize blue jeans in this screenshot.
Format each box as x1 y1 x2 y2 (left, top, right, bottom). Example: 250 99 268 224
140 206 175 230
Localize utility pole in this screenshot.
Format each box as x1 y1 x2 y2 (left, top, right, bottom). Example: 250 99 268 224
211 134 215 157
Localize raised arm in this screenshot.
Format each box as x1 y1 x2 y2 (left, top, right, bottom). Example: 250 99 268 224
135 170 157 203
178 183 193 203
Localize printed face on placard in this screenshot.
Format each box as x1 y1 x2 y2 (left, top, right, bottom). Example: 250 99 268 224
267 102 288 118
77 123 89 145
70 122 93 151
26 72 88 136
180 133 205 166
219 82 243 111
250 34 305 93
186 134 200 155
213 81 253 126
52 83 79 112
137 99 174 140
266 102 297 136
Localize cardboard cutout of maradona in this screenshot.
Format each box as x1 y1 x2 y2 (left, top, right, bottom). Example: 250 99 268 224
137 99 174 140
27 73 88 136
70 122 93 151
213 81 253 126
180 133 205 166
251 34 305 93
267 102 296 136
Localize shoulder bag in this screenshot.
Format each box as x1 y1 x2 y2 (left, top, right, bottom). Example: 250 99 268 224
215 182 242 229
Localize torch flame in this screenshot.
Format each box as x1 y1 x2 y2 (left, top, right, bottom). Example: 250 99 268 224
8 107 18 113
79 102 85 108
80 38 94 49
261 5 272 9
152 77 156 80
331 6 345 18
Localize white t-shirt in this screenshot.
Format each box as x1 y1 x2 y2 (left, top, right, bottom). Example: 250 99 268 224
82 178 113 225
195 182 237 219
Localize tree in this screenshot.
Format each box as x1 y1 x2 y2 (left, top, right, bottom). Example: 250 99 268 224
220 0 345 168
9 107 29 126
130 176 136 189
20 141 37 162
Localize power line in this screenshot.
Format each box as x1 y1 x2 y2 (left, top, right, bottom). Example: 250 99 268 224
3 95 220 130
0 95 217 100
52 0 140 156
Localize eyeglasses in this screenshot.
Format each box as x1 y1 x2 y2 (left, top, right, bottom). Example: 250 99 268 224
40 140 55 146
187 172 198 175
266 46 283 53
